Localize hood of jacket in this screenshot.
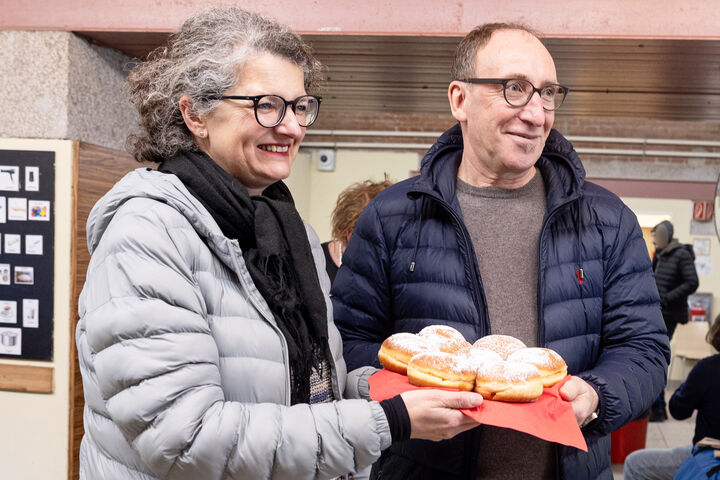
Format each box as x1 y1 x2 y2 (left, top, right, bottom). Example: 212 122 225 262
86 167 226 257
411 123 586 211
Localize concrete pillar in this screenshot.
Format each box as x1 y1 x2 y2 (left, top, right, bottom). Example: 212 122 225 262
0 30 138 151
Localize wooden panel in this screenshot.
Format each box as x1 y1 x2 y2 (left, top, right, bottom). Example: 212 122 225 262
69 142 141 480
0 363 53 393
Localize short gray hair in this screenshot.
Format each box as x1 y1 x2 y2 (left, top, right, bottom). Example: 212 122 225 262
127 7 322 163
451 23 539 81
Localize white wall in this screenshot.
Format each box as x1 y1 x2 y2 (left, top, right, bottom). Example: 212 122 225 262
0 138 74 479
623 196 720 318
288 148 420 242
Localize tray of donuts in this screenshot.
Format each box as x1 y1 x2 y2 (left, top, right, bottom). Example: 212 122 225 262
368 326 588 451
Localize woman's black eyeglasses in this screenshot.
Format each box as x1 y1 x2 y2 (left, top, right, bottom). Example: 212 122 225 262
218 94 322 128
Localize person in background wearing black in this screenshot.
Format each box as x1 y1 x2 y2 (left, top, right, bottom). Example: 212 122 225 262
624 314 720 479
321 176 393 284
650 220 699 422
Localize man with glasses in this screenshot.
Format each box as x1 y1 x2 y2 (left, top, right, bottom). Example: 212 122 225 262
332 23 669 479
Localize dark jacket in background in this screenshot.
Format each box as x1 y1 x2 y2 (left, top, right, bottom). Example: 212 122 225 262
332 124 670 480
321 241 339 284
669 354 720 444
653 240 699 333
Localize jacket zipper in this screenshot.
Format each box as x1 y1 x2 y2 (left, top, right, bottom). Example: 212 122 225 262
534 163 581 348
413 190 486 479
536 199 580 480
227 239 294 405
415 190 490 339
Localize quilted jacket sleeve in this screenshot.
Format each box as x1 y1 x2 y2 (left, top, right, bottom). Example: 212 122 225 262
579 205 671 437
80 199 390 480
332 202 392 372
668 359 706 421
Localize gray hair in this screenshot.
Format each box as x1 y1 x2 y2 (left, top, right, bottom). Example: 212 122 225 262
451 23 539 81
126 7 322 163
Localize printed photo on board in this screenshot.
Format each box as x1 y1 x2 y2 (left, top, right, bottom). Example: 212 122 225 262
14 266 34 285
0 166 20 191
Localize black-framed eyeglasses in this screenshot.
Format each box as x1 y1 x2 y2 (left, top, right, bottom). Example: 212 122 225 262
218 94 322 128
459 78 569 111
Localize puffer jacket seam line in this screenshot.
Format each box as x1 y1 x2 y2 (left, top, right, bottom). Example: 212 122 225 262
82 293 204 319
105 366 219 400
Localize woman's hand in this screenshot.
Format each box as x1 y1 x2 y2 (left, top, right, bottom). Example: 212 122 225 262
400 389 484 441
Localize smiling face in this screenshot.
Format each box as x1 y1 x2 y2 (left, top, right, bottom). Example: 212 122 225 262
197 53 307 193
450 29 557 188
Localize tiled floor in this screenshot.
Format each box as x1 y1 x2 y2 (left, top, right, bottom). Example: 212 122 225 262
612 380 696 480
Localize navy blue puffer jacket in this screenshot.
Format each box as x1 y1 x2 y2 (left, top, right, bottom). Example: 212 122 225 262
332 124 671 479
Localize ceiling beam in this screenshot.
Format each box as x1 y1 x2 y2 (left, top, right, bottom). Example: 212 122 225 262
2 0 719 40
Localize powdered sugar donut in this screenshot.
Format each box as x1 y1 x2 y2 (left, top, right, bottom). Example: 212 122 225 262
407 351 476 391
474 360 543 402
456 345 503 371
418 325 471 353
378 333 433 374
473 334 527 360
507 347 568 387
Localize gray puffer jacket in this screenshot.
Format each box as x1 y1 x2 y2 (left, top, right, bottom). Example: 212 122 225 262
76 168 390 479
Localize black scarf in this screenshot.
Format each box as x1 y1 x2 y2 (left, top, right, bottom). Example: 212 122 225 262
159 150 330 405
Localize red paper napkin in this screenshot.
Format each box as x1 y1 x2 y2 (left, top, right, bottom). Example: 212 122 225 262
368 369 587 451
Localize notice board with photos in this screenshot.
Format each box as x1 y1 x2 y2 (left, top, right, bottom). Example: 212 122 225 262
0 150 54 360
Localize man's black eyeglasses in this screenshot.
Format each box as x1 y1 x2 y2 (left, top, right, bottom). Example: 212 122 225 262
218 94 322 128
459 78 569 111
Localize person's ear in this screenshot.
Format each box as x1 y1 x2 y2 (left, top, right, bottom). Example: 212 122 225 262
179 95 208 139
448 81 468 122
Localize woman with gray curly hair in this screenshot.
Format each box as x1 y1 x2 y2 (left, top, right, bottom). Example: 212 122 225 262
76 6 482 480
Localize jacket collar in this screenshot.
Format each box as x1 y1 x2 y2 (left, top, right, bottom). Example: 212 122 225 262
410 123 586 212
657 240 689 258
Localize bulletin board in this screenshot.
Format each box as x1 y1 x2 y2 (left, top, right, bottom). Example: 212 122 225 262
0 150 54 360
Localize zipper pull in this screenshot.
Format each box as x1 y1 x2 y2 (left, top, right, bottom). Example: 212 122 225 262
576 268 584 285
409 261 416 273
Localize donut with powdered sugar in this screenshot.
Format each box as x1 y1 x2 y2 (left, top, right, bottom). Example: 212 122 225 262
418 325 471 353
456 345 504 372
406 351 477 391
507 347 568 387
378 333 433 374
473 334 527 360
474 360 544 402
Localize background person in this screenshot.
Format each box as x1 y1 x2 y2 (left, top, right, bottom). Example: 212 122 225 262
75 7 483 479
624 313 720 479
650 219 699 422
322 175 393 283
332 23 670 479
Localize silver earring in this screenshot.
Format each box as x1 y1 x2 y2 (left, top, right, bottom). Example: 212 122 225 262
199 130 206 138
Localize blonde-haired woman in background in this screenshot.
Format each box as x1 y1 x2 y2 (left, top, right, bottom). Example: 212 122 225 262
322 175 393 283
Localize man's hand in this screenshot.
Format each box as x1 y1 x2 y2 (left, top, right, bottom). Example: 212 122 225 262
400 389 484 441
559 376 599 425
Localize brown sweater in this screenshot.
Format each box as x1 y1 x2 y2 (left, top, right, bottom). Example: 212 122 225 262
456 170 556 480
